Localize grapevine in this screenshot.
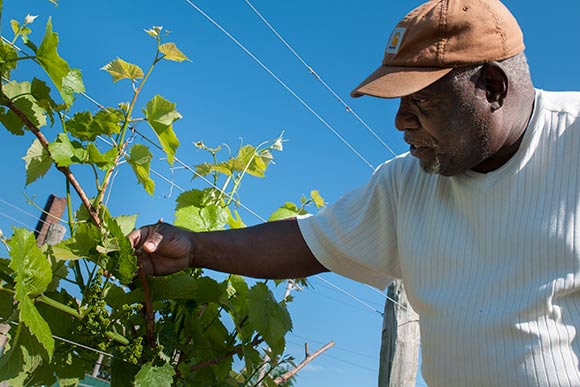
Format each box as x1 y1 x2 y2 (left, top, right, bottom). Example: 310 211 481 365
0 2 325 386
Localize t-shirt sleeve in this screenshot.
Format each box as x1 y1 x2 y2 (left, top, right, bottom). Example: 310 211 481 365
297 160 401 290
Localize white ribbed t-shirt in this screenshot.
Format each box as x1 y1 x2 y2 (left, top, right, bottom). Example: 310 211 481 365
298 89 580 386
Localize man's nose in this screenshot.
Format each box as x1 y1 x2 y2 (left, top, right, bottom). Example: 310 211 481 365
395 98 420 132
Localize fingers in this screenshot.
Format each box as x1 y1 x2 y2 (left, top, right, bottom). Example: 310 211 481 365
129 223 165 252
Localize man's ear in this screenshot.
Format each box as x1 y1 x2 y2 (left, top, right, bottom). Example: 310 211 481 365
477 62 508 111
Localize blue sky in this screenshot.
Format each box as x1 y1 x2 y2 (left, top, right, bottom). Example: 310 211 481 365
1 1 579 386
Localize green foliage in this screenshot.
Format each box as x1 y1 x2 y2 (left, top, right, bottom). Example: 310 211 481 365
247 283 292 355
36 18 85 106
159 43 190 62
101 58 144 83
127 143 155 195
8 229 54 359
0 8 324 387
134 361 176 387
144 94 181 165
22 139 52 185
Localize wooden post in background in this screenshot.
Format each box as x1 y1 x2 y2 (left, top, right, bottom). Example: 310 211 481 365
34 194 67 246
1 195 67 387
378 280 420 387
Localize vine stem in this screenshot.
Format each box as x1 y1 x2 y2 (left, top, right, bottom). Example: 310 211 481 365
0 289 130 346
137 265 155 348
2 94 101 228
95 55 159 211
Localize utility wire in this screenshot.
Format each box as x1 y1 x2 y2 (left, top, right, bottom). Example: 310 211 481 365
315 275 383 316
0 22 413 320
0 210 35 231
183 0 375 170
243 0 397 158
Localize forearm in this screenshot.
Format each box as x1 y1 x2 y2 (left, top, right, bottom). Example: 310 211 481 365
191 218 328 279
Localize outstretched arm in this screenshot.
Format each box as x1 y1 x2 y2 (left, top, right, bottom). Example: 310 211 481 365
129 218 328 278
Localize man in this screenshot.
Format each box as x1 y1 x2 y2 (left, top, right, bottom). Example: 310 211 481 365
130 0 580 385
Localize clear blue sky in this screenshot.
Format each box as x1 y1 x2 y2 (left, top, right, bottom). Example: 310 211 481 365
1 1 579 386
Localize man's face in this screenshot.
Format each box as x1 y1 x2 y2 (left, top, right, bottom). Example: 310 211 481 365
394 70 495 176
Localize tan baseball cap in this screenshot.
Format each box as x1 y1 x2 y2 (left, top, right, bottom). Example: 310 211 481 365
351 0 525 99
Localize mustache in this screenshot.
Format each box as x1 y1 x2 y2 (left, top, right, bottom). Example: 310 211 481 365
403 132 437 148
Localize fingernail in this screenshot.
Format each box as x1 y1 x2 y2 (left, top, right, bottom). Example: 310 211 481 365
145 242 155 251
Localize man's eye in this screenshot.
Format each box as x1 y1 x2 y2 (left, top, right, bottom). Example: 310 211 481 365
412 96 429 104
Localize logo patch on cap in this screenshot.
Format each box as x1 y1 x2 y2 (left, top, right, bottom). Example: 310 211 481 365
385 27 405 54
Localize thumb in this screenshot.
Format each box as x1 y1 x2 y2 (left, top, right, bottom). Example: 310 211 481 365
143 231 163 253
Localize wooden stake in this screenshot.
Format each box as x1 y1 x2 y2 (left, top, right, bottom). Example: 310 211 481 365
34 194 67 247
378 280 420 387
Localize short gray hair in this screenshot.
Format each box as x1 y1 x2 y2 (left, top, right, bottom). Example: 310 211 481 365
449 52 532 91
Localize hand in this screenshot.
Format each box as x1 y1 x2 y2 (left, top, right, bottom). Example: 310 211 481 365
129 222 195 276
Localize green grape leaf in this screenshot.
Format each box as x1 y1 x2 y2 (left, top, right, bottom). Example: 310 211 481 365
91 109 123 136
10 20 20 35
86 143 118 170
66 109 123 141
8 229 51 297
310 190 326 208
114 214 138 236
134 362 175 387
52 222 101 260
174 188 217 210
30 78 57 126
159 42 190 62
235 145 271 178
64 111 91 140
0 106 25 135
0 257 15 285
61 69 85 105
101 58 144 83
36 18 84 106
144 95 181 165
127 143 155 195
51 241 82 261
0 289 14 320
174 206 205 232
28 346 89 387
227 275 253 340
192 277 226 304
174 189 226 231
0 40 19 78
195 145 273 179
45 257 68 292
175 204 227 232
201 205 229 231
247 282 292 355
48 133 86 167
22 139 52 186
226 208 246 229
0 325 47 383
148 272 198 300
110 357 140 387
8 228 55 359
103 213 137 284
268 201 307 222
18 297 54 360
1 81 48 132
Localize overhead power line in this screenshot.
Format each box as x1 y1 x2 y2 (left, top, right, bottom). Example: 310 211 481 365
242 0 398 158
183 0 375 170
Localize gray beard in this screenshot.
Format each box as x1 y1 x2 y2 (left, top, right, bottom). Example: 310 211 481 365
420 156 441 175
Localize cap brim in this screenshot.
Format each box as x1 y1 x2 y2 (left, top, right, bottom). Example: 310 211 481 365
351 65 454 98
